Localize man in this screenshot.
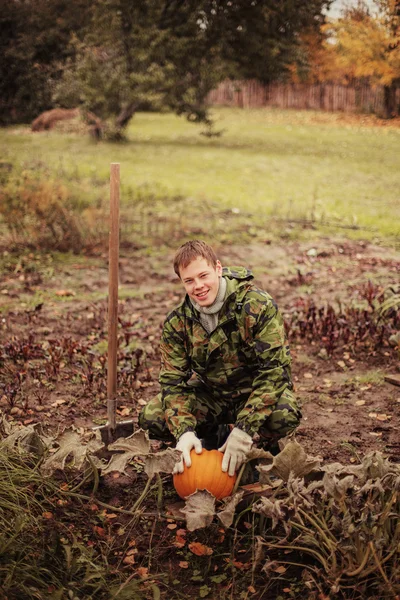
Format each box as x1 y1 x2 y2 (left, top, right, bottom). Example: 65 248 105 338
139 240 301 477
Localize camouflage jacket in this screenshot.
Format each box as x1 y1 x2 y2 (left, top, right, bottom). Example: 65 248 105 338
159 266 294 440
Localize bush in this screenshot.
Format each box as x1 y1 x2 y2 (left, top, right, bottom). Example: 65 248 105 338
0 171 107 252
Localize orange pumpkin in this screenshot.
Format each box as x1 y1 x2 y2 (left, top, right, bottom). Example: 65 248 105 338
173 449 237 500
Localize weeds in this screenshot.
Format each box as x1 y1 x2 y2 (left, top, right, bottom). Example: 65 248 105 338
285 282 400 355
253 444 400 599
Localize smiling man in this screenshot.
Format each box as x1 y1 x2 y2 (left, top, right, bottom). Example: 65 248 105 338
139 240 301 477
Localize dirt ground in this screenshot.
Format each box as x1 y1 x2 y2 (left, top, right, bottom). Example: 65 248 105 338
0 236 399 466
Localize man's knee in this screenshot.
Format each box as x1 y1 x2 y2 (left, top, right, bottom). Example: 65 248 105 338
259 391 301 440
138 394 173 441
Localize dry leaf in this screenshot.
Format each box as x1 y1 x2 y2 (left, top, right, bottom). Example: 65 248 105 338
181 490 216 532
303 372 313 379
189 541 213 556
41 430 104 476
42 512 53 519
144 447 181 479
232 560 250 569
355 400 365 406
167 523 177 530
337 360 346 368
248 586 256 594
174 535 186 548
123 554 135 565
259 440 320 482
137 567 149 578
108 430 150 455
369 432 382 437
376 414 390 421
55 289 75 297
274 565 287 574
118 407 131 417
218 491 244 528
51 399 66 407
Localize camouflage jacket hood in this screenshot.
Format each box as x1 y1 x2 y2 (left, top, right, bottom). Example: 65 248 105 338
159 266 295 439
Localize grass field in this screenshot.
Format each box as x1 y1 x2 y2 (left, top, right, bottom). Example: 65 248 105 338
1 107 399 244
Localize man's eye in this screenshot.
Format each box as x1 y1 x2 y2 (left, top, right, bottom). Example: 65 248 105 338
201 274 207 278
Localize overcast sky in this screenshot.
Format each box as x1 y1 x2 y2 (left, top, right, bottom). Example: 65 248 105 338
326 0 376 18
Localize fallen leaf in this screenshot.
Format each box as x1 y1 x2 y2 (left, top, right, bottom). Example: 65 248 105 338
355 400 365 406
337 360 346 369
369 432 382 437
189 542 213 556
42 512 53 519
181 490 216 532
93 526 106 537
248 586 256 594
368 413 378 418
174 535 186 548
137 567 149 578
51 399 66 407
55 289 75 297
41 430 104 476
274 565 287 574
218 491 244 528
360 385 371 391
118 407 131 417
167 523 177 530
179 561 189 569
123 554 135 565
376 414 391 421
303 372 313 379
232 561 250 570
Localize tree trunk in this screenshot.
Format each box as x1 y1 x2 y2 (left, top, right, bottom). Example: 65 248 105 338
115 102 138 130
382 83 397 119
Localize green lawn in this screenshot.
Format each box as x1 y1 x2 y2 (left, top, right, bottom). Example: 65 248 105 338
1 107 399 242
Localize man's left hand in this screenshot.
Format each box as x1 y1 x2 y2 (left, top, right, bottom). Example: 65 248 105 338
219 427 253 476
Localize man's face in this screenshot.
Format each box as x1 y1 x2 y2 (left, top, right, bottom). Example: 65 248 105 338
179 257 223 307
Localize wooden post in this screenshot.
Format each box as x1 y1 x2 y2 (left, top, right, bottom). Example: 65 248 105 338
107 163 120 432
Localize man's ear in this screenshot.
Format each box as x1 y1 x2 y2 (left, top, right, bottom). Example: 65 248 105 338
216 260 223 276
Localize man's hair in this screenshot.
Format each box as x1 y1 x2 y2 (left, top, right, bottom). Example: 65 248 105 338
173 240 218 277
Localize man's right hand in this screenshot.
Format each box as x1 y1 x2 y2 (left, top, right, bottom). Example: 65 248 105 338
173 432 203 475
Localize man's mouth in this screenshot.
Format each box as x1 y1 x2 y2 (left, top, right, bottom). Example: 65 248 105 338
196 290 209 299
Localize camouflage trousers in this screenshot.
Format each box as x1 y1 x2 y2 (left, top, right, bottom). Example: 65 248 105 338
138 382 301 445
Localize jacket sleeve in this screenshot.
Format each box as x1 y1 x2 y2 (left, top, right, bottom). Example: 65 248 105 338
235 298 295 436
159 314 197 440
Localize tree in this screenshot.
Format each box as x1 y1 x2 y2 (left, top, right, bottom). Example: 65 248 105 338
320 0 400 117
52 0 330 138
0 0 93 123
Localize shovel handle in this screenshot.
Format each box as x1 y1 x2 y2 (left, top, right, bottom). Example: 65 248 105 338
107 163 120 430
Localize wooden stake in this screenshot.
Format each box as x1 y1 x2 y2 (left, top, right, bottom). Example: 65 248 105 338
107 163 120 432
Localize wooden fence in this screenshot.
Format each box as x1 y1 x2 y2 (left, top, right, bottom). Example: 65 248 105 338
207 79 400 116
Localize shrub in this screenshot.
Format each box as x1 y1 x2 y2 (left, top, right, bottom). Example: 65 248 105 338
0 172 106 252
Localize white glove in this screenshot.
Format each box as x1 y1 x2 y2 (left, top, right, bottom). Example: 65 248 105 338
173 432 203 475
219 428 253 476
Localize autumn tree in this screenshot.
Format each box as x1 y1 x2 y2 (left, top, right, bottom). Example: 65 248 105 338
321 0 400 117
